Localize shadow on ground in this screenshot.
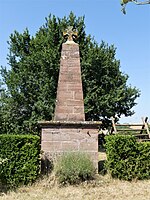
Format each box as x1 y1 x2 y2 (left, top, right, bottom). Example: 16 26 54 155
98 160 107 175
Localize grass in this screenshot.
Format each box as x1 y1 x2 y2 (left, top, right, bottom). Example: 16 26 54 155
1 152 150 200
1 174 150 200
55 152 96 184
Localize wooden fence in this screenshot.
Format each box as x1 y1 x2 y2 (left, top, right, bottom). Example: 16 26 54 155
111 117 150 142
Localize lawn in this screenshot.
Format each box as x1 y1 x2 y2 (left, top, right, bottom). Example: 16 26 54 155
1 174 150 200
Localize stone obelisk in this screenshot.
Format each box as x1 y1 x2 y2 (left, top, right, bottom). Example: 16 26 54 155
54 26 85 121
39 27 101 171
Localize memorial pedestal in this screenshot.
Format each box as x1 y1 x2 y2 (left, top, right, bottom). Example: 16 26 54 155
39 121 101 170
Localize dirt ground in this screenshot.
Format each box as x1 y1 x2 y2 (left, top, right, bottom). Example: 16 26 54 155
1 152 150 200
1 174 150 200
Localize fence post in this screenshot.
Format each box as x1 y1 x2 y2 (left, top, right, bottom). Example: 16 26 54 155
142 117 150 138
111 117 117 133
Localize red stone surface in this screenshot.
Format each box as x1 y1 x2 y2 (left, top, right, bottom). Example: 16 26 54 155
39 41 102 171
40 121 101 170
54 43 85 121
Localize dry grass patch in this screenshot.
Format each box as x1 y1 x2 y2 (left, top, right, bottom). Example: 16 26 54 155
1 174 150 200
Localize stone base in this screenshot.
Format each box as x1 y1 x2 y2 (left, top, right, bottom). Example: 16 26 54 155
39 121 102 170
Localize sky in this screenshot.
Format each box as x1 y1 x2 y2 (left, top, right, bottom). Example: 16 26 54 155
0 0 150 124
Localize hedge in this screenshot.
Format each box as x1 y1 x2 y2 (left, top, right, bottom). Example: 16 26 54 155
0 134 40 188
105 135 150 180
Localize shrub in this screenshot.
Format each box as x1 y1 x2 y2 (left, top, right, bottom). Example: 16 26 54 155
0 134 40 188
135 142 150 179
55 152 96 185
105 135 150 180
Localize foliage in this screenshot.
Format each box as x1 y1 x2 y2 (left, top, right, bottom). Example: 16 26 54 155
55 152 96 185
120 0 150 14
105 135 150 180
135 142 150 179
0 12 140 134
0 134 40 188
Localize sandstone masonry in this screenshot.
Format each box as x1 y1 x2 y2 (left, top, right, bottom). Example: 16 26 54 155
39 33 101 171
54 43 85 121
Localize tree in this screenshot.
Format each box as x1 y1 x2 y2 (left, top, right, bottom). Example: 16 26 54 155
0 12 140 134
120 0 150 14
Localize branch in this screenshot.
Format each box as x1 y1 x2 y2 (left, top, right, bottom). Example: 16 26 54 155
121 0 150 14
121 0 150 5
132 0 150 4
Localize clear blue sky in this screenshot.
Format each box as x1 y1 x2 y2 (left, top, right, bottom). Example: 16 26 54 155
0 0 150 123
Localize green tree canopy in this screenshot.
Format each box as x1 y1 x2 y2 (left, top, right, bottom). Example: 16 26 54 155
0 12 140 134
